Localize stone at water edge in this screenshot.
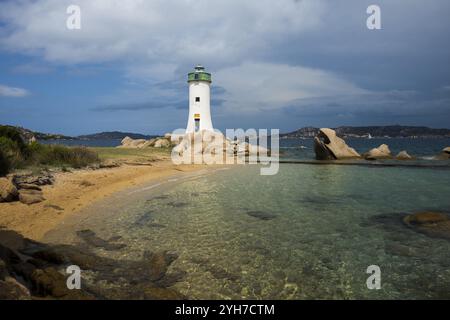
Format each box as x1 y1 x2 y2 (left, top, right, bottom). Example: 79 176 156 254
0 177 18 202
396 150 413 160
403 211 450 240
363 144 392 160
403 211 449 225
313 128 360 160
434 147 450 160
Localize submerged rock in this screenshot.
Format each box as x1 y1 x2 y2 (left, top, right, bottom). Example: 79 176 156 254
403 211 450 240
313 128 360 160
76 229 126 251
1 229 185 299
245 210 277 220
363 144 392 160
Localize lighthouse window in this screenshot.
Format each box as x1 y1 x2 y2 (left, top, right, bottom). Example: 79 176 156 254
195 97 200 102
194 74 199 80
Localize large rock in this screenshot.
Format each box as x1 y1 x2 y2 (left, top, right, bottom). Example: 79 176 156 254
153 138 170 148
395 150 413 160
18 189 45 205
434 147 450 160
0 178 18 202
313 128 360 160
403 211 450 240
118 136 171 148
363 144 392 160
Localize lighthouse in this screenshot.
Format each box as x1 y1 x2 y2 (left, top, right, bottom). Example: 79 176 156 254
185 65 214 133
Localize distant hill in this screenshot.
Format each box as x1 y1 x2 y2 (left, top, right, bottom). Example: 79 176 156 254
77 131 156 140
0 125 73 141
282 125 450 138
0 125 158 141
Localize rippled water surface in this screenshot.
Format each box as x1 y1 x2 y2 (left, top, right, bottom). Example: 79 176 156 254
44 164 450 299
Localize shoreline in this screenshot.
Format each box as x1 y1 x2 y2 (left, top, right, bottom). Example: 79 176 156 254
0 160 210 241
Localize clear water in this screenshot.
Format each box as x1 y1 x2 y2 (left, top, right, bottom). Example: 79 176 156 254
44 162 450 299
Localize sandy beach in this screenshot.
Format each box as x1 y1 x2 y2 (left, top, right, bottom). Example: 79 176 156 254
0 160 206 241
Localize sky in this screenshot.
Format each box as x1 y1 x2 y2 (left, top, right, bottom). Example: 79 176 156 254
0 0 450 136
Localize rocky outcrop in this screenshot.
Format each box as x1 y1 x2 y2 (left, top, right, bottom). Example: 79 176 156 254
0 178 18 202
313 128 360 160
0 173 53 205
0 228 186 299
172 130 269 162
153 138 170 148
395 150 413 160
434 147 450 160
403 211 450 240
118 136 171 148
363 144 392 160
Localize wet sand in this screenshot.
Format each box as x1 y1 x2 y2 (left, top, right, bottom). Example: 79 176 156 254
0 160 208 241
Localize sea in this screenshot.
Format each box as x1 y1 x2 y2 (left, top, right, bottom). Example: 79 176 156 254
42 137 450 299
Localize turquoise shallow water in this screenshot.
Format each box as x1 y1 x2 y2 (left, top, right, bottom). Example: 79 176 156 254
44 164 450 299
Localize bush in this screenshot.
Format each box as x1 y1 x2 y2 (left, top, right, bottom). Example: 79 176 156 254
0 149 10 176
0 126 27 153
0 125 99 173
0 136 26 167
27 143 99 168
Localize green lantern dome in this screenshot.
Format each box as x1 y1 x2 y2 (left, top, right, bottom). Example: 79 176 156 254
188 64 211 83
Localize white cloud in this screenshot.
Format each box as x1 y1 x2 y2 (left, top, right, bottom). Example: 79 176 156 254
214 62 368 113
0 0 325 66
0 84 29 97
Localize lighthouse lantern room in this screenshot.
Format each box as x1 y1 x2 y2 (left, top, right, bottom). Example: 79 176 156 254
186 65 214 133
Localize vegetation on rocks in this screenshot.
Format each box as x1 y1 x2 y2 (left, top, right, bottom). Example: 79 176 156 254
0 125 99 176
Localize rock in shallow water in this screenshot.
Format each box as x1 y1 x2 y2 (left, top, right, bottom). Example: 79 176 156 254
76 229 126 251
403 211 450 240
313 128 361 160
245 210 277 220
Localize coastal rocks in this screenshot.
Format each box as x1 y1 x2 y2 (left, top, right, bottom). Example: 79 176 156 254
403 211 450 240
153 138 170 148
118 136 171 148
313 128 360 160
172 130 269 161
1 229 185 299
434 147 450 160
29 267 94 299
396 150 413 160
13 173 54 187
0 177 18 202
363 144 392 160
18 189 45 205
0 274 31 300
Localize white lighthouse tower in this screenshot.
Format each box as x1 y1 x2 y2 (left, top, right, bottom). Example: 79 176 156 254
185 65 214 133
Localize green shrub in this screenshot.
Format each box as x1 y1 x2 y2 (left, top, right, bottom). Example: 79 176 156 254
0 125 27 153
0 149 10 176
27 143 99 168
0 136 25 167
